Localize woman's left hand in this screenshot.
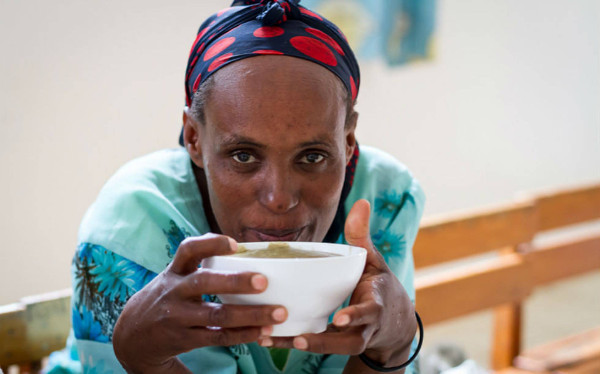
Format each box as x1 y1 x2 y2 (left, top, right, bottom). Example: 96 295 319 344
266 199 417 370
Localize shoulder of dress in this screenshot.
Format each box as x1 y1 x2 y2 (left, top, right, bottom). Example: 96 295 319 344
354 145 417 192
108 148 189 184
78 147 201 241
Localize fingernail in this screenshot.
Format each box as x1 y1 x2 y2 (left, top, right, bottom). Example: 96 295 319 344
334 314 350 326
251 275 267 290
228 237 237 252
272 308 286 322
293 337 308 350
261 326 273 336
260 337 273 347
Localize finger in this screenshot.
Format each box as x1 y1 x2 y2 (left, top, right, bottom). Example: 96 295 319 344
344 200 386 268
262 336 294 348
170 234 236 275
180 302 287 328
333 301 382 327
185 326 264 349
292 328 370 355
263 324 344 348
176 269 268 297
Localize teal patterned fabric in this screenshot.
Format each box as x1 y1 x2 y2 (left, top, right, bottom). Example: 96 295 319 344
45 146 424 374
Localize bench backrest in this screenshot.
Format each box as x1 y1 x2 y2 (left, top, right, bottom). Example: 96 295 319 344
414 201 536 325
414 183 600 369
529 184 600 288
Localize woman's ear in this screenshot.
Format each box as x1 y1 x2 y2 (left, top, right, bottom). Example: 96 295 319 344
183 107 204 168
345 110 358 163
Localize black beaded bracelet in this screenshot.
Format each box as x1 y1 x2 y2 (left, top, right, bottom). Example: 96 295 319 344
358 311 423 373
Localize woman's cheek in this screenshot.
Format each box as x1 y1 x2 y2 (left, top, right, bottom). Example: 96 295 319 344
309 168 345 210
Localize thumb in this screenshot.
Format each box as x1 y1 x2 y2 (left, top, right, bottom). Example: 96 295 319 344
170 234 236 275
344 199 371 248
345 200 384 266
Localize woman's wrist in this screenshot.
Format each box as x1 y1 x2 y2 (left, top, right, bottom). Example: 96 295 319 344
360 309 418 368
345 354 409 374
361 344 411 369
114 305 190 374
356 311 424 373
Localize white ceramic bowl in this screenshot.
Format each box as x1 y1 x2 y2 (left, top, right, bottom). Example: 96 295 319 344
201 242 366 336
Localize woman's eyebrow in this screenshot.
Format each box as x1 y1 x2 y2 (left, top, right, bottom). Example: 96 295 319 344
299 134 335 148
219 134 265 148
299 140 331 148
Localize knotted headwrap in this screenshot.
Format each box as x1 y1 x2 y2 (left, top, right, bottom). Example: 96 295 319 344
182 0 361 242
184 0 360 108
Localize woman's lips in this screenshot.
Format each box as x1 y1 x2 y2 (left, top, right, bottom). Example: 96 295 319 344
246 227 305 242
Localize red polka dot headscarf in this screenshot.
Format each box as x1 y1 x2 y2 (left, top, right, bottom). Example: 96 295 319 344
184 0 360 109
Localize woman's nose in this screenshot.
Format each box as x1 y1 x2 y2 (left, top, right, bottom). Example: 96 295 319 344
258 166 299 214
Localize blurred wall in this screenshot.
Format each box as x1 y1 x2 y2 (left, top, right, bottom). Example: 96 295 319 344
0 0 598 305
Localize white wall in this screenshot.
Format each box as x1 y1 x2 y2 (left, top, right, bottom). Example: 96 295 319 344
356 0 600 214
1 0 598 309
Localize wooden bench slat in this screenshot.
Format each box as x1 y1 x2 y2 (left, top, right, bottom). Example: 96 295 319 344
494 369 538 374
514 327 600 372
0 304 29 366
536 184 600 232
0 289 71 367
554 356 600 374
414 202 536 268
416 254 532 325
529 235 600 287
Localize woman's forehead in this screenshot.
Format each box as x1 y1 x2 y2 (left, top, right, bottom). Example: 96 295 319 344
205 102 346 145
202 57 348 146
210 55 346 99
191 55 349 153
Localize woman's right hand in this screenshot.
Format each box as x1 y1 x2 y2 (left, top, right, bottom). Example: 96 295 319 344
113 233 287 374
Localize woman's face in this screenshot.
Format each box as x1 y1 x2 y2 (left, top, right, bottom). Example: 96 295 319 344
185 56 356 242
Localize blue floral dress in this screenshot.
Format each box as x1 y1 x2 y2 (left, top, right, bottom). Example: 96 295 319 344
46 145 425 374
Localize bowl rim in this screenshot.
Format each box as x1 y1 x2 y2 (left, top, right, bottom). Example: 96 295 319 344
208 241 367 262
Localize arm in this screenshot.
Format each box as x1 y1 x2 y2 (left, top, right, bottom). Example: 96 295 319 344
112 234 286 373
73 235 285 374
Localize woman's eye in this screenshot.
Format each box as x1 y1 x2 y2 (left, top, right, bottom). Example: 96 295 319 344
232 152 256 164
300 153 325 164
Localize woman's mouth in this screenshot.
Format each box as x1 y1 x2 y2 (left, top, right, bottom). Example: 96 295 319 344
245 227 305 242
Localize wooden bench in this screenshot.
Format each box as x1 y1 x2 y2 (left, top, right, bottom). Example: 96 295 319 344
510 184 600 373
1 183 599 373
0 289 71 373
414 183 600 372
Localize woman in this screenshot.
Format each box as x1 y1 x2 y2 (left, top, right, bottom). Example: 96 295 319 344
51 1 425 373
